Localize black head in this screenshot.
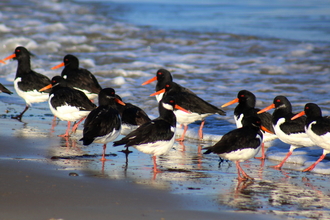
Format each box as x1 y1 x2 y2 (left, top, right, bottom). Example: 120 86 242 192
98 88 119 106
273 95 291 109
237 90 256 105
304 103 322 118
242 115 262 128
163 81 180 93
13 46 33 60
63 54 79 68
156 69 173 82
50 75 67 87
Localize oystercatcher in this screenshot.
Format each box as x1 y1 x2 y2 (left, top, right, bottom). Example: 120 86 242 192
291 103 330 172
113 96 190 173
51 54 102 100
151 81 226 141
221 90 276 159
1 46 51 120
204 116 269 181
40 76 96 137
0 83 12 95
142 68 195 102
80 88 125 161
115 95 151 134
257 96 315 169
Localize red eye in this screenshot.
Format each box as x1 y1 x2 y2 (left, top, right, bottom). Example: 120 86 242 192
16 49 20 53
240 94 244 97
276 99 280 102
170 100 174 103
157 72 162 75
165 84 170 88
65 59 69 62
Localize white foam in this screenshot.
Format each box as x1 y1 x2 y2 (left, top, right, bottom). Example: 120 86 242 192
112 76 126 86
0 24 11 32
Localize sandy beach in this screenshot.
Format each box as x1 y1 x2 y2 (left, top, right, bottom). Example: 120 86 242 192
1 0 330 218
1 79 330 219
0 81 283 220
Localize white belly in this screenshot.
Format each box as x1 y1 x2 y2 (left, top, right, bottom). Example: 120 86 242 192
14 77 49 106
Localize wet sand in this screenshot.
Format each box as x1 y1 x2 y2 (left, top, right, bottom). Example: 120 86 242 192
0 87 282 220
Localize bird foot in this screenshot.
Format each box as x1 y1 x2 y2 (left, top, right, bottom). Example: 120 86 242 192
254 156 266 160
270 164 283 170
58 134 70 138
100 158 112 162
11 115 22 120
175 138 185 142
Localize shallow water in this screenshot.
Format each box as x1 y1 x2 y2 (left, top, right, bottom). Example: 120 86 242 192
1 0 330 219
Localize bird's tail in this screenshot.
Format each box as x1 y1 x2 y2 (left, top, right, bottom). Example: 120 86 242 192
79 137 94 146
217 109 226 116
203 146 213 154
113 139 126 146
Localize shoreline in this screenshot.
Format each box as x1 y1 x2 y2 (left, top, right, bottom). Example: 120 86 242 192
0 90 280 220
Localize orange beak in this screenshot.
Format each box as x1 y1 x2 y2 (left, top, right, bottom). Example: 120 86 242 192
142 76 157 86
115 98 126 106
150 88 165 96
221 98 239 108
51 62 65 70
291 111 305 120
39 84 52 92
260 125 274 134
257 103 275 114
175 104 191 114
0 53 16 64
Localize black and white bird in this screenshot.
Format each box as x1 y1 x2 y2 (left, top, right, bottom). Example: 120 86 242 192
291 103 330 172
40 76 96 137
51 54 102 100
142 68 195 102
0 83 12 95
257 96 315 169
151 81 226 141
204 116 269 181
113 96 190 173
80 88 125 161
1 46 51 120
115 95 151 134
221 90 276 159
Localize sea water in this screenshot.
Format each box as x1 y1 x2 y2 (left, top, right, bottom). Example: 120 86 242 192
1 0 330 218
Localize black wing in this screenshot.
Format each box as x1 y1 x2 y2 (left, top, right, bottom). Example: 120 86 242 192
51 88 96 111
121 103 151 126
205 127 262 154
19 70 51 92
113 119 174 147
167 91 225 115
81 106 121 145
0 83 12 94
64 68 102 94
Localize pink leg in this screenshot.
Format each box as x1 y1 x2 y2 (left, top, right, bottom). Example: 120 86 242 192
176 125 188 142
198 120 205 140
235 161 243 180
72 117 86 133
12 105 29 120
100 144 108 161
255 143 266 160
152 155 162 173
59 121 71 137
236 161 253 180
272 151 293 169
51 116 57 133
303 153 326 172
